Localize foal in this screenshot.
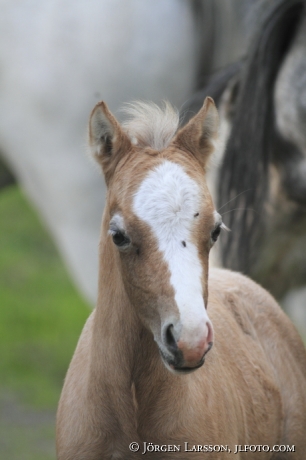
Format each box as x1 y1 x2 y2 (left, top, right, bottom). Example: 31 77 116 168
56 98 306 459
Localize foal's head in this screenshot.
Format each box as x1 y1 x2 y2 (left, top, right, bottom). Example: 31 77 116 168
89 98 224 374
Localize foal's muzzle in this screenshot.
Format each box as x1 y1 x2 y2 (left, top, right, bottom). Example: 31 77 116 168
159 322 214 374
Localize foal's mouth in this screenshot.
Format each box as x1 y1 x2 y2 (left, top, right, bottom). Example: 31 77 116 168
159 342 213 375
171 357 206 374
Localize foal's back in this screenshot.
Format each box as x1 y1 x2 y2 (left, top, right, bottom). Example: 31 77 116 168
208 269 306 454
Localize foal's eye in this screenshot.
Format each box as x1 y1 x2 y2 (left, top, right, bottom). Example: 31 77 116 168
112 231 130 247
211 224 222 243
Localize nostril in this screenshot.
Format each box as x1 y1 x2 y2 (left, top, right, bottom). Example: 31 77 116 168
204 341 213 357
206 321 214 348
165 324 178 352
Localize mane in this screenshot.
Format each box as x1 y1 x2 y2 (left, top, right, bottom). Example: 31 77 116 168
121 101 180 150
217 0 305 274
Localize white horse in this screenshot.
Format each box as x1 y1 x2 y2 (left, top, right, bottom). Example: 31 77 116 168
0 0 248 303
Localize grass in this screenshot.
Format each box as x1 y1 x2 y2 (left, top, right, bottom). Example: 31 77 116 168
0 184 91 459
0 184 90 408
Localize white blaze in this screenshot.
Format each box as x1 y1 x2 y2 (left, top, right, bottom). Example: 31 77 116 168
133 160 209 344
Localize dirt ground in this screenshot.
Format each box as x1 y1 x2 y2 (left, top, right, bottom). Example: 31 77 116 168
0 391 56 460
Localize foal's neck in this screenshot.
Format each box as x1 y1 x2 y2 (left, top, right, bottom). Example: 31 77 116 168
94 229 141 379
95 221 174 375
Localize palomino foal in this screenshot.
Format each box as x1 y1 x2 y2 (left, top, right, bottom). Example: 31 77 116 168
56 98 306 459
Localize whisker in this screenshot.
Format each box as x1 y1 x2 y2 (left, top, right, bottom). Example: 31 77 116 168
217 189 253 212
220 207 260 217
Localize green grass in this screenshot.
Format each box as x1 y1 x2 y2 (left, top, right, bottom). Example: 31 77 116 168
0 185 90 409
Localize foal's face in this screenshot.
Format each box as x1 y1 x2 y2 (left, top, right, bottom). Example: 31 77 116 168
89 98 222 373
109 153 222 373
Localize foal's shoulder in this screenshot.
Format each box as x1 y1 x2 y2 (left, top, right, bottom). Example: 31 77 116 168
208 268 305 364
208 268 284 332
208 267 276 307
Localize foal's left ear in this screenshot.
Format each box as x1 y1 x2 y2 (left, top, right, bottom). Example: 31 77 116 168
173 97 219 171
88 101 132 185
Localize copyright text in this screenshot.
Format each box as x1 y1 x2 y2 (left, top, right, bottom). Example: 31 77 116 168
128 442 296 455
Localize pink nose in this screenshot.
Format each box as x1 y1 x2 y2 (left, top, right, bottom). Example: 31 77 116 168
177 322 214 367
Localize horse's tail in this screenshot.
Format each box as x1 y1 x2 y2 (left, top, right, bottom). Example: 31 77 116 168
218 0 305 274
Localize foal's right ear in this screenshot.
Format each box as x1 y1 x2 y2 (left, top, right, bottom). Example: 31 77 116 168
173 97 219 171
88 101 132 185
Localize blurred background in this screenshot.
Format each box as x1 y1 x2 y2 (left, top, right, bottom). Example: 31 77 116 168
0 1 305 458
